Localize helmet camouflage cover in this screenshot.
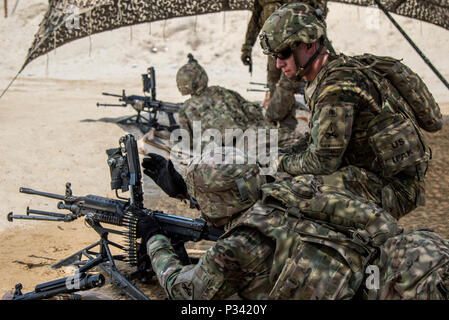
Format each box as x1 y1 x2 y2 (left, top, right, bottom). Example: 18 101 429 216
185 147 265 227
176 53 208 95
259 2 326 55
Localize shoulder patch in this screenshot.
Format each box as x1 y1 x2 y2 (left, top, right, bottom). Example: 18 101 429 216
317 105 349 150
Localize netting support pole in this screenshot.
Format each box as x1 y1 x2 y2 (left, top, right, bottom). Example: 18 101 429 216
374 0 449 90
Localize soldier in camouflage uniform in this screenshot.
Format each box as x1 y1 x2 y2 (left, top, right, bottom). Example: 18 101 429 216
259 3 443 219
241 1 328 131
140 147 449 300
241 0 328 89
368 230 449 300
176 54 302 148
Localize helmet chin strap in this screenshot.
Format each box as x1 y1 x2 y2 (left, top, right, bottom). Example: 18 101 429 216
292 42 322 81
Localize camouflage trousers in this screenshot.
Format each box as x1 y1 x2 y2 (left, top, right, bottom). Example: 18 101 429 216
270 230 449 300
318 165 425 220
366 230 449 300
269 241 362 300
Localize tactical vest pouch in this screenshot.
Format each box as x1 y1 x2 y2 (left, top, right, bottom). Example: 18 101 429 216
355 53 443 132
268 242 356 300
367 112 427 178
262 178 400 247
261 174 316 209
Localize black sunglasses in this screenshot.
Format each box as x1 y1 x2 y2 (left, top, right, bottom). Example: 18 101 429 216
272 47 293 60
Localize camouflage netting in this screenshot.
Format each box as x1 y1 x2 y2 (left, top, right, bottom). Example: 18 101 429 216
22 0 449 71
333 0 449 30
22 0 253 70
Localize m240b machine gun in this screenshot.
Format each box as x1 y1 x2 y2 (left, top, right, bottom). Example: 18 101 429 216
6 134 223 300
97 67 182 134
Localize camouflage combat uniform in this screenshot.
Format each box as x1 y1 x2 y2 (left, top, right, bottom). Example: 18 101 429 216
178 85 265 144
177 55 302 148
145 150 407 300
147 167 449 300
242 1 328 130
264 72 304 131
277 53 429 219
259 3 438 219
242 0 328 90
365 230 449 300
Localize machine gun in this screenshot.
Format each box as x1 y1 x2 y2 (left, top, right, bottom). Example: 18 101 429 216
247 81 269 92
247 81 307 97
11 274 105 301
97 67 182 134
6 134 223 300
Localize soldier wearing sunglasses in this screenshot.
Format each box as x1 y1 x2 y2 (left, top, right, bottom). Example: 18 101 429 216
259 3 433 220
241 1 329 132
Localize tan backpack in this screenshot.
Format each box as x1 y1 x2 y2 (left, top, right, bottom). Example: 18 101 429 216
354 53 443 133
340 54 438 178
258 175 401 299
261 175 401 247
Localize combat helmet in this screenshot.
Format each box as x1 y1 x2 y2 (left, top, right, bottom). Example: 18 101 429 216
259 2 327 78
176 53 208 95
185 147 266 227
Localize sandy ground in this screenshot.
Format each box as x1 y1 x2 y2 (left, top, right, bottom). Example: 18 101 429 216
0 1 448 299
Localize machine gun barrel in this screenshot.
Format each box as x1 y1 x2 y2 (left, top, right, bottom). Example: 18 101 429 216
250 81 269 87
19 187 65 200
101 92 123 98
247 88 268 92
96 103 127 107
14 185 128 225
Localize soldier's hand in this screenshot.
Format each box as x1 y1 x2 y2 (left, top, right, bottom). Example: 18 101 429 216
142 154 188 198
136 213 161 242
241 52 252 66
136 213 161 274
241 44 252 66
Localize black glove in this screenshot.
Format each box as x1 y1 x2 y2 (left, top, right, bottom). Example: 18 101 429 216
136 213 162 245
241 45 252 66
142 154 187 198
134 213 160 277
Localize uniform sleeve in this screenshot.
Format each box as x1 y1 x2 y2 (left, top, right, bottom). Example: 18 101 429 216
177 104 193 145
178 105 191 134
147 228 274 300
266 74 301 121
243 1 263 49
278 70 375 175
